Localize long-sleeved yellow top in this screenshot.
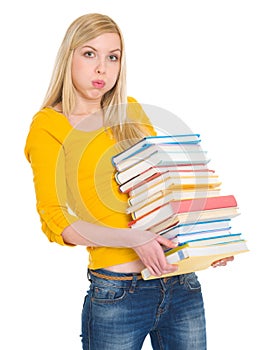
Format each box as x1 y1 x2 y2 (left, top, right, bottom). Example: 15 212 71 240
24 97 155 269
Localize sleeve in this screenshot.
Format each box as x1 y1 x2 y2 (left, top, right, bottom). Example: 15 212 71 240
127 96 157 136
24 113 79 246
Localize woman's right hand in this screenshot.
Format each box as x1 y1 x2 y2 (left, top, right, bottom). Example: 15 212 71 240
133 235 178 277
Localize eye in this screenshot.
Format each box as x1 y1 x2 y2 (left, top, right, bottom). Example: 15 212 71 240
109 54 119 61
84 51 95 58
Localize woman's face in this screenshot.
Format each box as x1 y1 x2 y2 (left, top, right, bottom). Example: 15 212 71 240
71 32 121 103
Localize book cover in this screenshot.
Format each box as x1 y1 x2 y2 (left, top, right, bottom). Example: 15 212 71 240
128 188 221 212
165 228 233 243
173 232 242 246
141 240 249 280
127 187 220 215
129 171 220 197
112 134 201 166
147 207 240 233
128 175 221 207
114 152 211 185
115 143 205 172
171 230 233 244
160 218 231 239
128 195 236 229
128 188 221 208
111 133 248 278
119 165 213 191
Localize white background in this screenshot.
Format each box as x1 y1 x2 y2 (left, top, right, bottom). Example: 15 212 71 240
0 0 265 349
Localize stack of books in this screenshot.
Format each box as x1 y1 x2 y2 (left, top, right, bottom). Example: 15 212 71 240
112 134 248 280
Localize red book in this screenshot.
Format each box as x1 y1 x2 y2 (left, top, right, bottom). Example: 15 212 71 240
128 195 237 229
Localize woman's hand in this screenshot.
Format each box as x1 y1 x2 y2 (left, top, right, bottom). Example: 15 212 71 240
212 256 234 268
133 235 178 277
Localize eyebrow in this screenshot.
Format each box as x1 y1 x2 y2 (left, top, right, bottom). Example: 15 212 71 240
82 45 121 53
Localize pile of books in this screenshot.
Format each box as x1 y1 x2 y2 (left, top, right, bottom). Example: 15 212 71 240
112 134 248 280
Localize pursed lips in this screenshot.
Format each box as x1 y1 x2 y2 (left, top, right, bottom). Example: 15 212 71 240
92 80 106 88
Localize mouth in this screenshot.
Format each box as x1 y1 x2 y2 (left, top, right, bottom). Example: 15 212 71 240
92 80 106 89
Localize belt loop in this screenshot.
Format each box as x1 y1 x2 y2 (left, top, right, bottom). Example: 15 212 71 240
129 274 138 293
179 274 185 285
87 269 92 282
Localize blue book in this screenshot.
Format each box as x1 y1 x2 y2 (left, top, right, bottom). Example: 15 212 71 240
174 233 242 246
160 219 232 239
112 134 201 166
115 143 206 172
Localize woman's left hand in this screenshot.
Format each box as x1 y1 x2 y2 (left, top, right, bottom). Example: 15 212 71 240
212 256 234 268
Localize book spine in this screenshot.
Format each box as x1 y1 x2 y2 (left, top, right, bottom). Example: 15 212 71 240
150 208 240 234
112 134 201 166
129 195 237 229
116 153 162 185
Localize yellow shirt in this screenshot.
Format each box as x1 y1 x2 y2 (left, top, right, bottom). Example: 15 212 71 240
24 97 156 269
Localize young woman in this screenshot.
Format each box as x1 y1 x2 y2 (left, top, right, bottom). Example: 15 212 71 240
25 13 232 349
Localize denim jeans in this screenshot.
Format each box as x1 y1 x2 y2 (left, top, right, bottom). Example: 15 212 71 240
81 269 206 350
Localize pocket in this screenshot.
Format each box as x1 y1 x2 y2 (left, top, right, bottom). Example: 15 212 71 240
183 273 202 292
91 284 127 304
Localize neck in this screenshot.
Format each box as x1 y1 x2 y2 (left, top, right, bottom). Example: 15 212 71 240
71 105 102 117
72 95 102 117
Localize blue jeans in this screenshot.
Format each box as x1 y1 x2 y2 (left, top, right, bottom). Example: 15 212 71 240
81 269 206 350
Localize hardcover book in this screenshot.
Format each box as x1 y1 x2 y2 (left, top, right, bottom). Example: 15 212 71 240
111 134 248 279
128 195 237 230
115 152 211 185
115 143 206 172
119 165 212 192
141 240 249 280
112 134 201 166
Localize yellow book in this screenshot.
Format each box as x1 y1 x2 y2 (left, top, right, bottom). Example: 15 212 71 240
141 240 249 280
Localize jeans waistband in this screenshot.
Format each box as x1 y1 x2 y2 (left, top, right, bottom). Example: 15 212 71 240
88 268 193 290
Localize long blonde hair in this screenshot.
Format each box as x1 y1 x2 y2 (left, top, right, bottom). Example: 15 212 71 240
42 13 149 149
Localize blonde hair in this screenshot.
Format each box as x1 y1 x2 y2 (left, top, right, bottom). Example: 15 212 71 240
42 13 149 149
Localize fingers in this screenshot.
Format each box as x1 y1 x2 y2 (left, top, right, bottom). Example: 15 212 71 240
145 263 178 277
146 260 178 277
133 238 178 277
156 235 178 249
138 248 177 277
212 256 234 268
146 263 177 277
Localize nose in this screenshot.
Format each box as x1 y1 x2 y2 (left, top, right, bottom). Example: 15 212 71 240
95 58 106 74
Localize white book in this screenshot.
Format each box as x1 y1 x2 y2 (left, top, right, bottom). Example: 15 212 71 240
115 152 210 185
119 164 210 192
112 134 201 166
128 188 220 209
172 232 241 245
160 219 231 239
115 143 204 172
128 189 222 220
149 207 240 234
128 174 221 207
